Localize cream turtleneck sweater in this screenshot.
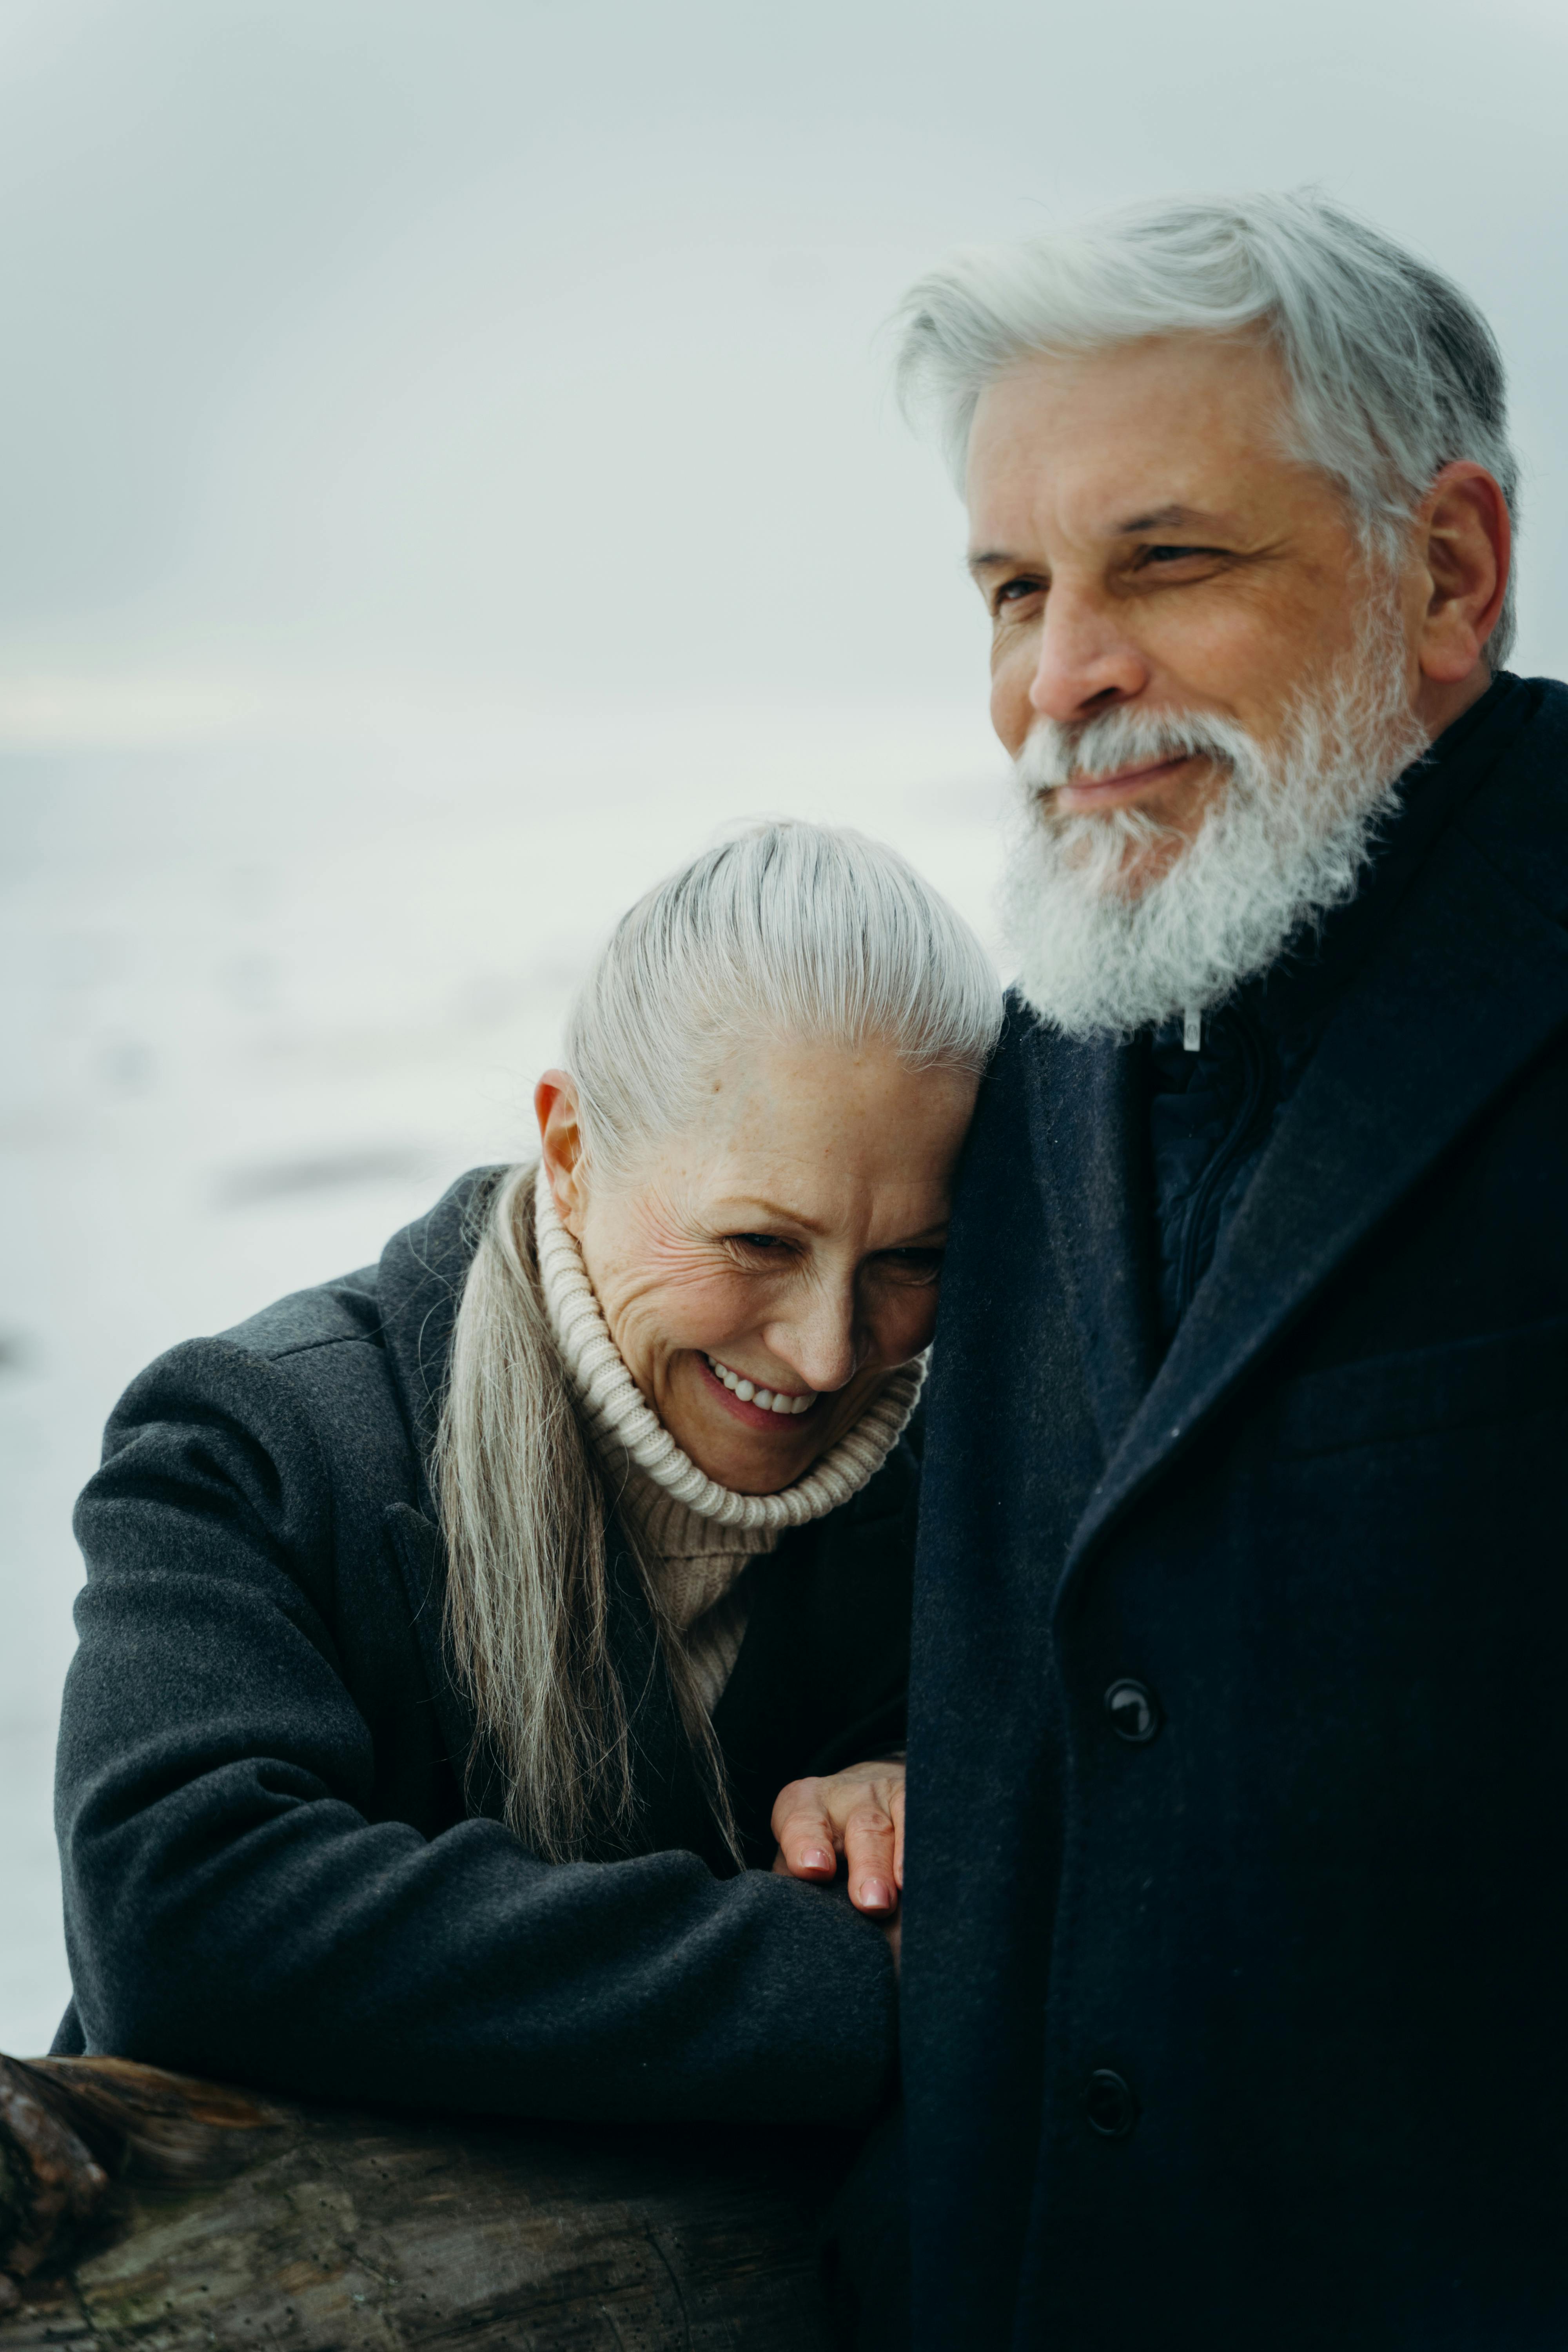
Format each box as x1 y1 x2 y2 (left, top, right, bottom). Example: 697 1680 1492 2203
533 1166 924 1711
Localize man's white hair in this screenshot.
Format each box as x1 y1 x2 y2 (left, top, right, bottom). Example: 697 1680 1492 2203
893 189 1519 664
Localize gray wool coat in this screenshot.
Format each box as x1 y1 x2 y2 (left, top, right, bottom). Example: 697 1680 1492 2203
53 1169 909 2125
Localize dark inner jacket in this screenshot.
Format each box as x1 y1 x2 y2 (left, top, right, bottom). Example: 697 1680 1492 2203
53 1170 907 2124
1146 675 1517 1338
903 674 1568 2350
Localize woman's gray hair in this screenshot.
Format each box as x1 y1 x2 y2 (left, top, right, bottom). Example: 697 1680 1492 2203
893 189 1519 665
436 820 1000 1864
566 818 1003 1176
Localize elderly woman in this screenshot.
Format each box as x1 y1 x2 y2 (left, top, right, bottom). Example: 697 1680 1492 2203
52 822 1000 2129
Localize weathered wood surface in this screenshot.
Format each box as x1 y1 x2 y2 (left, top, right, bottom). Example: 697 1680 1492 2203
0 2053 843 2348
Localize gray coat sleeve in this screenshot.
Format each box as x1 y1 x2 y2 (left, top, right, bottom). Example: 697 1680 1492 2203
55 1339 897 2124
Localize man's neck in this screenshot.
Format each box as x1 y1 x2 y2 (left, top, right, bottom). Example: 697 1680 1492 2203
1413 658 1494 744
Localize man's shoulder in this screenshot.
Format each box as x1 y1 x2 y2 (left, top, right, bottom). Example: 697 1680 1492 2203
1455 675 1568 926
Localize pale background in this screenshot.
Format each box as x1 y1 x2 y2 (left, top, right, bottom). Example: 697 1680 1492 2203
3 0 1564 2054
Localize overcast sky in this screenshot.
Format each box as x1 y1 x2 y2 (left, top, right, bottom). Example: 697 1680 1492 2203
0 0 1564 732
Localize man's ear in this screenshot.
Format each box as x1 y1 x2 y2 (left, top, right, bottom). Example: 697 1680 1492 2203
1415 461 1511 685
535 1071 588 1234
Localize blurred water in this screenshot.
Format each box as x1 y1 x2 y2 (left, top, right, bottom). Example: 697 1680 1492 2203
0 690 1005 2053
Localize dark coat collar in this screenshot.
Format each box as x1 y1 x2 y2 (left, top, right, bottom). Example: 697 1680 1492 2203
1022 675 1568 1589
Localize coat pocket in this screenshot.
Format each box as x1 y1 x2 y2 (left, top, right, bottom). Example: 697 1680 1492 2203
1275 1315 1568 1457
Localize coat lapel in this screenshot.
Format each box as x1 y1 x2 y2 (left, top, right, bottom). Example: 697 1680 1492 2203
1063 750 1568 1584
1025 1028 1159 1462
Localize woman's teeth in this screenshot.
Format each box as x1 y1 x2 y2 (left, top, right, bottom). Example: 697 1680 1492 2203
706 1356 814 1415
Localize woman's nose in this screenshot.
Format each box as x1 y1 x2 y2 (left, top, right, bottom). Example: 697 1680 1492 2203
767 1291 861 1395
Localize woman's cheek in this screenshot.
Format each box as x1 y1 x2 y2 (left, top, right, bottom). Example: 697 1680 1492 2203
658 1269 762 1352
880 1285 942 1363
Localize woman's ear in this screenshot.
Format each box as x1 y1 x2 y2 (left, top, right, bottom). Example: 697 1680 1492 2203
535 1071 588 1234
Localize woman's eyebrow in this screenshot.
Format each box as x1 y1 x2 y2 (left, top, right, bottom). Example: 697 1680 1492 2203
712 1197 828 1233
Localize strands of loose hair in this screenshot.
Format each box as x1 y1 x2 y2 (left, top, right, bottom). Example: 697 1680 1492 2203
436 1165 634 1861
436 1164 743 1864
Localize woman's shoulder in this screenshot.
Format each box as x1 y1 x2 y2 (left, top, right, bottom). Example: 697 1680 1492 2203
94 1167 510 1499
217 1162 506 1370
215 1261 384 1366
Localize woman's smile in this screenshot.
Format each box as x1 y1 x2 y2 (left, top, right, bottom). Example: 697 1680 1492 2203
700 1352 819 1425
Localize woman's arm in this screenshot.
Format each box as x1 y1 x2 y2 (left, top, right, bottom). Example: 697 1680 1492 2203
57 1338 895 2127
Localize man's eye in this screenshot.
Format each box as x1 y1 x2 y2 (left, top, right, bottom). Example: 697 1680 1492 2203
995 576 1044 608
730 1232 790 1254
1140 544 1218 567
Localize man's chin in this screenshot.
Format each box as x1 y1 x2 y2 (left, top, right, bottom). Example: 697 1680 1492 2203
1036 801 1192 909
1096 833 1192 904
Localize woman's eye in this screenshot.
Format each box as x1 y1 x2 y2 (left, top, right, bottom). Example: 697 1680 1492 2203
878 1248 945 1283
730 1232 791 1255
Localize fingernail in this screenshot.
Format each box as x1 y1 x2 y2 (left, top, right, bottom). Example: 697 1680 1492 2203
860 1879 895 1911
803 1848 834 1873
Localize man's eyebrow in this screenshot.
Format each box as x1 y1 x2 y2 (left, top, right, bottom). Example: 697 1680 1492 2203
967 507 1241 574
1112 502 1240 535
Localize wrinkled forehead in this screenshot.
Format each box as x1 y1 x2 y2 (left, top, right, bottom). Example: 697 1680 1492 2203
616 1037 979 1218
964 331 1306 546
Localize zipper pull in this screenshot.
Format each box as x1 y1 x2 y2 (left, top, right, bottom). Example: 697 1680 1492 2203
1183 1007 1203 1053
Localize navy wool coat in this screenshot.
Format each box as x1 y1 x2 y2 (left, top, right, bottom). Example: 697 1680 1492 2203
904 675 1568 2348
53 1171 907 2124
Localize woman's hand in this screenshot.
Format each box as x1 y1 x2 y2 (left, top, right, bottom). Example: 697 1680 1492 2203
770 1758 905 1916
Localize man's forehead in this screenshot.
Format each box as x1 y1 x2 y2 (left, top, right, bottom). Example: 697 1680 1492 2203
964 336 1292 546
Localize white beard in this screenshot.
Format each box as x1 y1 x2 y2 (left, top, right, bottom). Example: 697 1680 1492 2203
998 621 1432 1039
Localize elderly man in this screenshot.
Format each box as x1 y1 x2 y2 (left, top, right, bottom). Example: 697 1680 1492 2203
880 194 1567 2347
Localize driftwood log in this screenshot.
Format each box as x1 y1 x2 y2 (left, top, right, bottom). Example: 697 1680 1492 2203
0 2052 846 2347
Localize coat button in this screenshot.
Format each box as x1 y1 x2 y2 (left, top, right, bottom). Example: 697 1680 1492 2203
1104 1678 1161 1743
1084 2069 1139 2138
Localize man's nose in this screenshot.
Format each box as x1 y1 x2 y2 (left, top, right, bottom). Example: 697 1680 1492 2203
1027 585 1149 725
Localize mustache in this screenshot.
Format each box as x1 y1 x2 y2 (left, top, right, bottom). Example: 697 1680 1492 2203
1014 704 1256 795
